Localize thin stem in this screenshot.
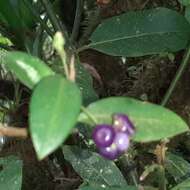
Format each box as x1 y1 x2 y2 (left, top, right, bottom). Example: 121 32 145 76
81 106 97 125
69 55 76 82
76 44 90 53
161 43 190 106
71 0 84 43
40 0 72 56
23 0 54 37
60 51 69 79
53 32 70 79
78 8 101 46
13 82 21 109
120 154 138 186
40 0 62 32
158 166 166 190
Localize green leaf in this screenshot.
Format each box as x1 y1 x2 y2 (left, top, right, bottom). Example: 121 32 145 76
185 6 190 24
4 51 54 89
30 75 82 160
0 1 23 30
0 48 7 65
79 186 136 190
171 178 190 190
51 57 98 105
0 36 12 46
179 0 190 6
78 97 189 142
0 1 35 48
144 187 158 190
79 185 157 190
0 156 22 190
19 0 35 29
0 0 35 30
62 145 127 187
89 8 190 57
165 152 190 183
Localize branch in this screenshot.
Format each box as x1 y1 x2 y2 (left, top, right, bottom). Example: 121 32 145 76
40 0 62 32
0 124 28 138
71 0 84 43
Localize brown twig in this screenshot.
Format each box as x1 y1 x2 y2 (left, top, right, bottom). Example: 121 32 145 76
69 55 76 82
154 140 168 165
0 124 28 138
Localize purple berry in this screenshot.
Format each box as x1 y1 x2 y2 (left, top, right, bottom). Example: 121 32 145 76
92 124 115 148
113 113 135 136
99 144 119 160
114 132 129 152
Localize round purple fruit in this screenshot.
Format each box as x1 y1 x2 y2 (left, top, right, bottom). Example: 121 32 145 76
92 124 115 148
113 113 135 136
99 144 119 160
114 132 130 152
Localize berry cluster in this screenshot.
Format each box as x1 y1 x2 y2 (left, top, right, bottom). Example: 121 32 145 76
92 114 135 160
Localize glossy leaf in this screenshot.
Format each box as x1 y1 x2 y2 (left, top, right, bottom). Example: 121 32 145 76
78 97 189 142
89 8 190 57
0 0 35 30
62 145 127 187
30 75 81 160
79 185 157 190
171 178 190 190
3 51 54 89
0 156 22 190
165 152 190 183
79 186 136 190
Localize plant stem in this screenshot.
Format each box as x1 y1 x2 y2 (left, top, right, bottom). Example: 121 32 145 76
78 8 101 46
120 154 138 186
76 44 90 53
71 0 84 43
59 49 69 79
23 0 54 38
40 0 74 62
40 0 62 32
161 43 190 106
158 166 166 190
0 123 28 138
81 106 97 125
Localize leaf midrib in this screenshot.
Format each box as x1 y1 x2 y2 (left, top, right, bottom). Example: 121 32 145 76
80 112 186 129
90 30 187 47
41 79 65 152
